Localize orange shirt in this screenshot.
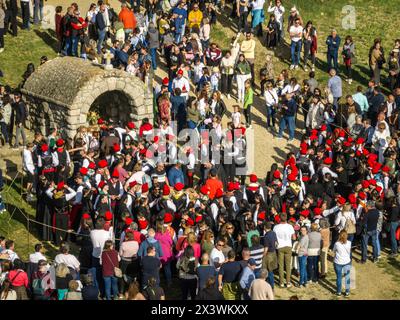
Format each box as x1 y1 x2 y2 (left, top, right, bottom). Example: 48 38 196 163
118 8 137 30
205 178 223 200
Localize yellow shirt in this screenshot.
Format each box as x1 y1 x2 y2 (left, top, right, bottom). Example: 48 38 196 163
188 10 203 29
240 39 256 60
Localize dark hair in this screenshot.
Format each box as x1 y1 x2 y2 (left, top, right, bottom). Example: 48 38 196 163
5 240 14 249
34 243 43 252
147 245 155 254
103 240 113 251
183 245 195 259
12 259 25 270
227 249 236 260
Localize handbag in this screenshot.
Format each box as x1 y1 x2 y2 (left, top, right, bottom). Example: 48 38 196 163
105 251 122 278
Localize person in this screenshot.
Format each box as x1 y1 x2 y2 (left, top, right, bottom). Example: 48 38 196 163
239 258 256 299
65 280 82 300
250 0 265 37
369 40 384 85
267 0 284 43
3 240 19 262
342 35 355 84
352 86 369 116
197 252 217 291
210 238 226 271
218 249 242 300
261 221 278 289
196 276 224 300
307 223 322 284
319 218 330 278
248 269 274 300
302 21 317 72
243 79 254 128
333 230 352 296
100 240 120 300
265 14 279 49
0 279 16 300
274 213 295 288
264 81 279 132
12 92 27 149
140 246 161 289
326 29 341 71
240 32 256 86
188 2 202 31
277 93 297 142
387 197 399 257
20 0 30 30
360 201 380 263
289 18 303 70
142 276 165 300
55 263 73 300
81 273 99 300
118 3 136 40
95 3 108 54
237 0 249 32
55 243 80 278
125 281 146 300
296 225 308 287
327 68 342 110
7 259 29 300
176 245 198 300
235 54 251 104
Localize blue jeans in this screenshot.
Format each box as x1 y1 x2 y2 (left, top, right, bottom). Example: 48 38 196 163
266 105 276 127
390 221 399 254
71 36 79 57
278 116 295 140
361 230 378 261
33 2 43 25
90 257 104 297
267 271 275 289
163 261 172 286
150 47 157 70
307 255 319 282
376 231 381 256
298 255 307 285
0 122 9 143
334 263 351 294
97 29 107 54
63 36 72 56
103 276 119 300
327 52 338 71
290 40 302 66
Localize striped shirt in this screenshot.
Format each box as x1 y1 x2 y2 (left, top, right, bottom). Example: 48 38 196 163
249 244 264 271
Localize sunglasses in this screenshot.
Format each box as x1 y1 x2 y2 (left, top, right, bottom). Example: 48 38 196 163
227 227 233 230
217 243 224 247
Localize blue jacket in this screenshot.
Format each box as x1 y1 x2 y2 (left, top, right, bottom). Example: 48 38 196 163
283 98 297 117
95 11 107 31
167 166 185 186
137 238 163 258
326 35 341 54
239 266 255 290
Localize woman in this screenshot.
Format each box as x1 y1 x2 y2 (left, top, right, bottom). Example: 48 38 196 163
155 223 174 287
335 204 356 243
126 53 140 76
101 240 121 300
199 17 211 51
342 35 355 84
55 263 73 300
31 259 53 300
196 276 224 300
208 91 227 118
372 122 391 164
265 14 279 49
201 230 215 256
243 79 254 128
235 54 251 104
176 245 198 300
86 3 97 40
333 230 352 296
0 0 5 54
237 0 249 32
319 218 330 278
306 95 325 130
220 51 235 99
7 259 29 300
187 232 201 259
0 279 16 300
118 231 139 294
346 104 357 130
65 280 82 300
125 281 146 300
296 225 308 287
369 40 384 85
307 223 322 283
303 21 317 72
250 0 265 37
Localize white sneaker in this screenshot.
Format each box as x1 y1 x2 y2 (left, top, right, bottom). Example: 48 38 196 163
304 66 308 71
0 48 4 53
227 94 231 99
311 65 315 71
348 79 352 84
289 65 295 70
295 65 299 70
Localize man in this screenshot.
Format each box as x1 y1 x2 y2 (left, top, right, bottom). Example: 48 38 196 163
368 86 385 126
239 258 257 300
3 239 19 262
118 3 136 40
248 268 274 300
137 228 163 258
210 238 226 271
277 93 297 141
4 0 18 37
172 1 187 43
240 32 256 86
345 95 362 115
188 3 202 31
289 18 303 70
23 143 35 202
326 29 341 71
273 212 295 288
95 4 108 54
360 201 380 263
20 0 30 30
352 86 369 116
172 69 190 101
261 221 278 289
205 168 224 200
12 92 27 149
140 246 161 289
328 68 342 110
218 249 242 300
197 252 217 290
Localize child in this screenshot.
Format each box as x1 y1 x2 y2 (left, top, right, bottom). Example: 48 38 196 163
243 79 254 128
210 66 220 92
192 57 205 85
232 105 242 129
197 67 210 92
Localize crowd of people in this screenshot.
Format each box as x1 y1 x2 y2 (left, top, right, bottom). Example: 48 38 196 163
0 0 399 301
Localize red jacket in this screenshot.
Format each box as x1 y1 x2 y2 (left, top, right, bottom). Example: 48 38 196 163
71 16 88 31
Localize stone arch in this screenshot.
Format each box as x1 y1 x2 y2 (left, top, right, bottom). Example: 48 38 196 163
21 57 153 139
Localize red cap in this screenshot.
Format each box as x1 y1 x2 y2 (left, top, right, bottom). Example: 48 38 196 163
195 215 203 223
273 170 281 179
358 191 367 200
125 217 133 225
56 181 65 190
79 167 88 175
300 210 310 218
310 135 318 141
200 185 210 196
300 147 307 155
105 211 113 221
302 176 310 182
372 163 382 174
129 181 137 188
313 207 322 215
376 186 383 193
215 188 224 198
339 130 346 138
82 213 91 220
324 157 333 165
348 193 357 204
138 219 148 230
337 196 346 205
56 138 64 147
274 215 281 224
249 174 257 183
363 149 370 156
356 137 365 145
234 182 240 190
98 118 104 125
257 211 266 221
320 124 327 131
142 183 149 193
382 165 390 173
162 77 169 85
361 180 370 189
98 159 108 168
163 184 170 196
88 162 96 170
227 182 235 192
127 122 135 129
343 141 352 147
164 212 173 224
111 168 119 178
186 218 194 226
174 182 184 191
98 180 106 189
326 139 332 146
177 69 183 75
289 217 297 223
311 129 318 136
41 144 49 152
287 173 297 182
113 143 120 153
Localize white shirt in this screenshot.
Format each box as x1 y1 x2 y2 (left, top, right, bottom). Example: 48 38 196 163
172 76 190 97
333 241 351 265
251 0 265 10
335 210 356 232
273 223 295 249
267 4 285 26
264 88 279 106
3 249 19 263
289 25 303 42
23 149 35 175
281 83 300 96
232 112 241 128
54 253 81 270
90 229 112 258
29 252 47 264
210 248 225 271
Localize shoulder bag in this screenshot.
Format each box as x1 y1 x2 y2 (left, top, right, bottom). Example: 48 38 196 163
105 251 122 278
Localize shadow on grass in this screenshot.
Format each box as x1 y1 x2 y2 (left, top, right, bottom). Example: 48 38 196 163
33 29 59 53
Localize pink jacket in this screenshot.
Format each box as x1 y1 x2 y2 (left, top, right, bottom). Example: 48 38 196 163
155 231 174 264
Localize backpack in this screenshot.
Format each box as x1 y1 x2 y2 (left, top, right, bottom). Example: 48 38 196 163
344 216 356 234
32 276 45 297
